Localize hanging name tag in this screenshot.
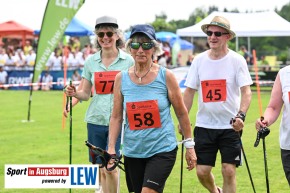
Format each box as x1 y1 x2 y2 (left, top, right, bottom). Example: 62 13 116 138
126 100 161 130
201 79 227 102
94 71 120 94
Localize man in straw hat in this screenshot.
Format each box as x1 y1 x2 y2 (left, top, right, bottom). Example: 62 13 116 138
182 16 253 192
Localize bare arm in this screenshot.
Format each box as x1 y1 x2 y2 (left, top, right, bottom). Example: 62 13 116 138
239 85 252 113
107 73 123 155
166 70 196 170
255 73 283 129
232 85 252 131
183 87 196 114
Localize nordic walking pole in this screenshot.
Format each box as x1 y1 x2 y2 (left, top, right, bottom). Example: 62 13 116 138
180 135 184 193
239 134 256 193
68 80 72 193
117 110 126 193
252 50 270 193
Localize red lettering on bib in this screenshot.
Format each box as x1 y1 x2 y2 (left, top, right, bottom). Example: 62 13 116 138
288 92 290 102
94 71 120 94
126 100 161 130
201 79 227 102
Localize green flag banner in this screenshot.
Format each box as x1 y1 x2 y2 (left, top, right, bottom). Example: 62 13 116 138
32 0 85 83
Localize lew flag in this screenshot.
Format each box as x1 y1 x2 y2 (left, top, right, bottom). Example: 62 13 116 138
32 0 85 83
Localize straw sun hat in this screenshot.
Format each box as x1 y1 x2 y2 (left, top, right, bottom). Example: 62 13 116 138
201 16 236 40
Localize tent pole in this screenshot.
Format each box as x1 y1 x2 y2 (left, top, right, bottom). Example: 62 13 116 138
235 37 239 52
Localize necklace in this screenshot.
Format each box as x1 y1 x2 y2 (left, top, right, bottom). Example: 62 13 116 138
134 63 153 83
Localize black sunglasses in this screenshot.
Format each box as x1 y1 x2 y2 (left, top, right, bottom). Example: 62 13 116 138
97 31 115 38
130 42 154 50
206 31 229 37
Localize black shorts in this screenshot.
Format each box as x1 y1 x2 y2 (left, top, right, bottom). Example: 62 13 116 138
124 147 177 193
194 126 241 167
281 149 290 186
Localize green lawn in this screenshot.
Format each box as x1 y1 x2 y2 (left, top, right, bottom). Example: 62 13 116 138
0 90 288 192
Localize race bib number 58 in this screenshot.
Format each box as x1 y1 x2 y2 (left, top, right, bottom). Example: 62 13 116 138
126 100 161 130
201 79 227 102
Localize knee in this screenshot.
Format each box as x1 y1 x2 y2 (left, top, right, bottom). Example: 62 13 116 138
103 168 118 177
196 168 210 179
222 165 236 178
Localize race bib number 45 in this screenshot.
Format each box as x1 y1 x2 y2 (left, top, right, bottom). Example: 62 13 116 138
126 100 161 130
201 79 227 102
94 71 120 94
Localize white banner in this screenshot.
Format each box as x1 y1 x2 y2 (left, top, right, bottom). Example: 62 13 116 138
5 164 99 189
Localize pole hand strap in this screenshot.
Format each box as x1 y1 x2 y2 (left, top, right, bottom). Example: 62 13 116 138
178 138 195 149
85 140 125 172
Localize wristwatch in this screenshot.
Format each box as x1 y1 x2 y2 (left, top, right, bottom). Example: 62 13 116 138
236 111 246 122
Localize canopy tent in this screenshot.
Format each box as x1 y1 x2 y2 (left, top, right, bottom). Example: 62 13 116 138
177 11 290 37
34 17 94 37
0 20 35 47
156 31 178 42
176 11 290 50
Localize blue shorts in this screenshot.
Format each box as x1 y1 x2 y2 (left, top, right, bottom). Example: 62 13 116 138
87 123 121 164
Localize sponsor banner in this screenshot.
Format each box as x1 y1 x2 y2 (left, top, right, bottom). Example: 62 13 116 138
5 164 99 189
5 70 80 90
33 0 85 83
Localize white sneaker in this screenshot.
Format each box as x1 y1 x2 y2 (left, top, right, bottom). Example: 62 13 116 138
95 185 103 193
217 186 223 193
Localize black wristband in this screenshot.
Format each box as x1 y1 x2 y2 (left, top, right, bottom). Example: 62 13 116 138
236 111 246 122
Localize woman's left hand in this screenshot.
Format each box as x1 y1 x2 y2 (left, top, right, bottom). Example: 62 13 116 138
185 148 197 171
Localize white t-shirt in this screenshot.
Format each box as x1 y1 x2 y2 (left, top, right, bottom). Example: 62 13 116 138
279 65 290 150
0 70 8 84
185 49 253 129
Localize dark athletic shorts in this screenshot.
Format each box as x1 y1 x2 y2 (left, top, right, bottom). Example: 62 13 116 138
87 123 121 164
124 147 177 193
281 149 290 186
194 126 241 167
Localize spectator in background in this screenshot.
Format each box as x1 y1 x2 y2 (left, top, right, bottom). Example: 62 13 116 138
239 45 252 65
23 40 33 55
24 48 36 70
41 71 53 91
258 55 270 71
157 52 167 67
186 54 194 66
0 65 8 90
0 46 8 67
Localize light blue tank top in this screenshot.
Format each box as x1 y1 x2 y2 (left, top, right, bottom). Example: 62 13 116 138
121 66 177 158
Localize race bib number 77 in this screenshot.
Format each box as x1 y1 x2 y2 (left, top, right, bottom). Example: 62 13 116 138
94 71 120 94
201 79 227 102
126 100 161 130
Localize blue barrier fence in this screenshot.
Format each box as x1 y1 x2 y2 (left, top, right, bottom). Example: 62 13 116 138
6 70 82 90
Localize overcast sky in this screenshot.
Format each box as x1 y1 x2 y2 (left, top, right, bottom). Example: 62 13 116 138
1 0 289 31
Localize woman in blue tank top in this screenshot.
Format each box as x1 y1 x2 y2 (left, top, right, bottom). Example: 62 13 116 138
107 24 197 193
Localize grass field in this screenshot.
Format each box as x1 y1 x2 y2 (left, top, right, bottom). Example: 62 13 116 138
0 90 288 193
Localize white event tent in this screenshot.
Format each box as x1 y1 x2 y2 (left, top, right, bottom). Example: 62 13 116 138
176 11 290 51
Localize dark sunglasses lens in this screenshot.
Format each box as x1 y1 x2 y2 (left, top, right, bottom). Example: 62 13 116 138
106 32 114 37
206 31 213 36
206 31 222 37
97 32 105 38
214 32 222 36
130 43 140 49
97 32 114 38
141 43 154 50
